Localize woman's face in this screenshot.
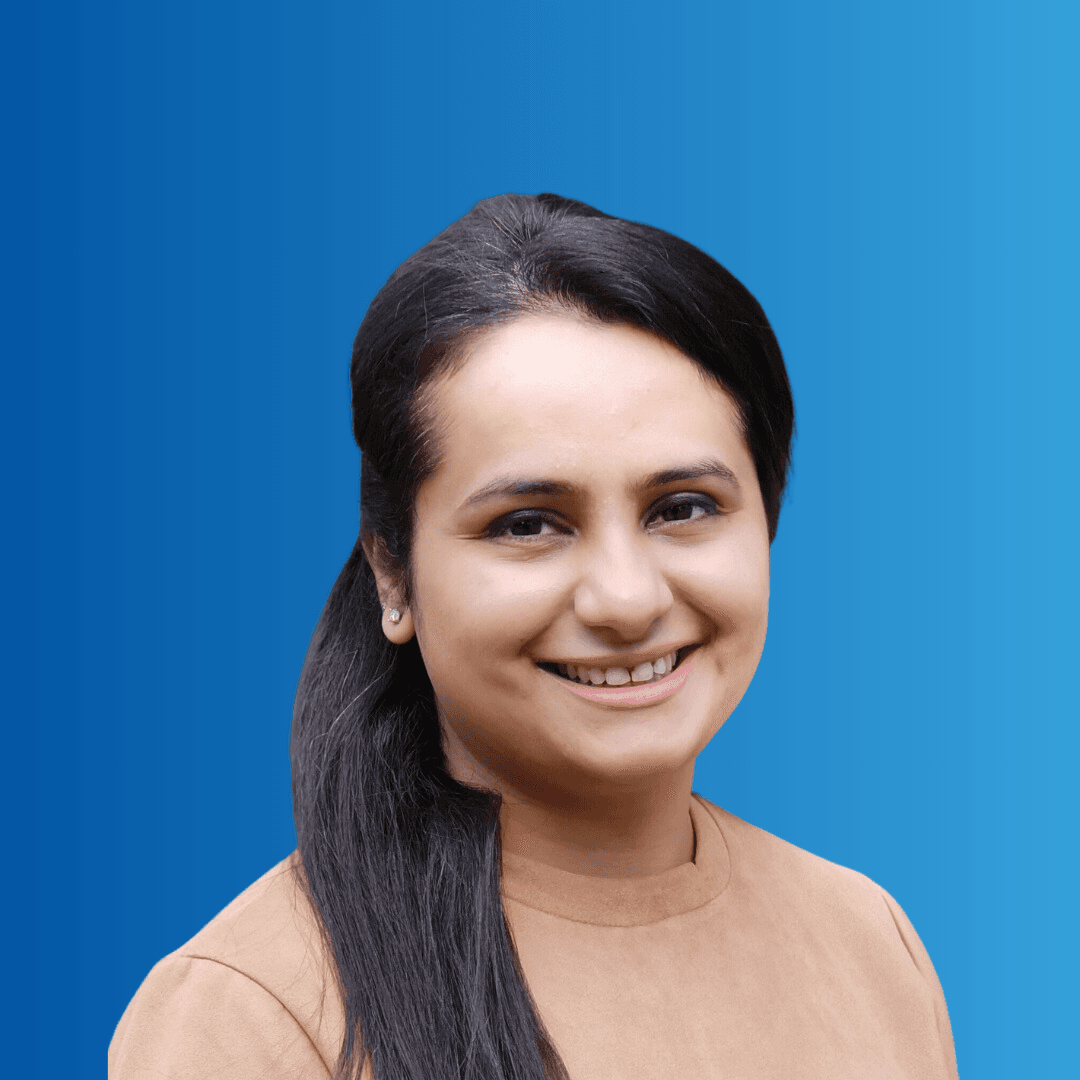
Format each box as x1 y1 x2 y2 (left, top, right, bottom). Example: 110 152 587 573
391 312 771 797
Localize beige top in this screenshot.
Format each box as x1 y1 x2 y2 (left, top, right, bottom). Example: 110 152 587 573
110 797 958 1079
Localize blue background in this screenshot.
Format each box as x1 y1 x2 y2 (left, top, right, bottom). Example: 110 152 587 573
4 1 1077 1075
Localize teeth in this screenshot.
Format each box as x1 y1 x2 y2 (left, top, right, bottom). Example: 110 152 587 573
654 652 677 676
558 650 684 687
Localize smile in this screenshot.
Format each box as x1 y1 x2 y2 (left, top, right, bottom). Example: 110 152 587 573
536 646 699 709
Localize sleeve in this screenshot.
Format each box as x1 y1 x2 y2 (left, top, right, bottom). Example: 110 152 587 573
109 954 332 1080
879 889 959 1080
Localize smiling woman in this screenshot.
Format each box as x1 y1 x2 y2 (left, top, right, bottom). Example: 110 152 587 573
109 195 959 1080
392 317 771 873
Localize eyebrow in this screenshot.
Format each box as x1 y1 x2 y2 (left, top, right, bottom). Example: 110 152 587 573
459 458 739 510
646 459 740 489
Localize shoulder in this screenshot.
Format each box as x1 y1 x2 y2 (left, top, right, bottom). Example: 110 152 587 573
697 795 930 953
696 795 958 1076
109 853 344 1079
699 796 896 921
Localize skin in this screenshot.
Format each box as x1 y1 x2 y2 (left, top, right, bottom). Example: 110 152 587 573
365 312 771 879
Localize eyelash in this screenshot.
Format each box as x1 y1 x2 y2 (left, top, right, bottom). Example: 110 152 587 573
485 495 721 540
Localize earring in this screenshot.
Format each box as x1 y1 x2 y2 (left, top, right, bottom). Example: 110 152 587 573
387 608 402 624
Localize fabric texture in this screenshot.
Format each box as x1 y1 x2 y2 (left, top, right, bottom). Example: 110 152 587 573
109 796 958 1079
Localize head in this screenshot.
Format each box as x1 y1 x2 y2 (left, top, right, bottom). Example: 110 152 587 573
292 193 793 1080
354 194 792 795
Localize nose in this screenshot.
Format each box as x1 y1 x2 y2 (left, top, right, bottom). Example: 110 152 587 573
573 525 674 643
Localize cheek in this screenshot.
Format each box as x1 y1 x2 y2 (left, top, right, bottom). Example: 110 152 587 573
411 545 566 683
679 538 770 631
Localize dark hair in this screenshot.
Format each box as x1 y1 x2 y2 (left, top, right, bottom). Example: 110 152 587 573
291 194 794 1079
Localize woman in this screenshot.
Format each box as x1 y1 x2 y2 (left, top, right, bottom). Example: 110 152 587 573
110 194 958 1079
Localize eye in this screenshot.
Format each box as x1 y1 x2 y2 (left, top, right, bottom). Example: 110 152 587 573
485 510 566 540
647 494 720 527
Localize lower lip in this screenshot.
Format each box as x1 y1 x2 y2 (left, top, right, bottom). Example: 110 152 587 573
548 656 695 710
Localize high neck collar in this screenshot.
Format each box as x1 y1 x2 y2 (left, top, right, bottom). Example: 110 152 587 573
500 795 730 927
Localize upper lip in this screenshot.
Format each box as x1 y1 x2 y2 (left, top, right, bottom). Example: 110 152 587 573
538 643 698 670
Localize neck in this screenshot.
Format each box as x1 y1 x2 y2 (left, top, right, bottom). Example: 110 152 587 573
498 776 697 878
441 722 697 878
456 761 696 880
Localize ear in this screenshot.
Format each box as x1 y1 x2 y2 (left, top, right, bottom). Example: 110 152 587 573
360 534 416 645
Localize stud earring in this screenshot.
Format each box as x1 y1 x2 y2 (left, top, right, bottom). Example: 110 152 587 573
387 608 402 625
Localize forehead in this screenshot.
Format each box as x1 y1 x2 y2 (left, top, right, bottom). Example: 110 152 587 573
420 313 751 499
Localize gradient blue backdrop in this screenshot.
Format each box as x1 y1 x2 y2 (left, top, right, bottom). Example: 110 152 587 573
4 1 1077 1076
